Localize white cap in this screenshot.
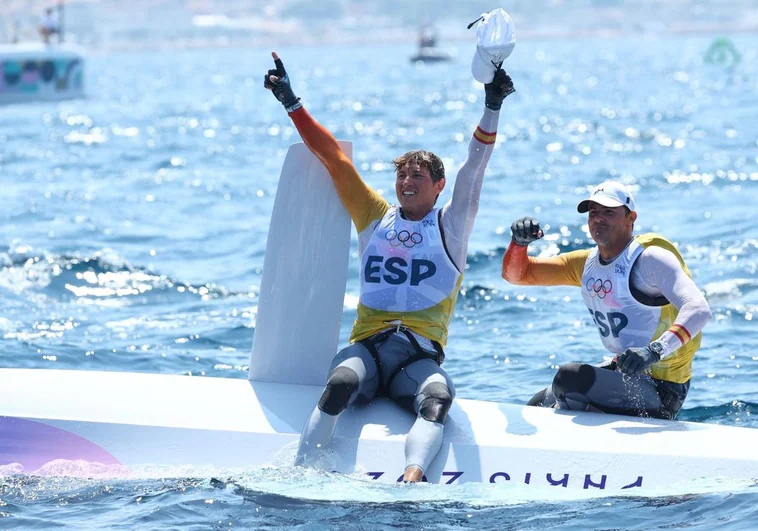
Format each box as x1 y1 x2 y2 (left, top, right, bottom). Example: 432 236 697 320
577 181 636 213
471 8 516 84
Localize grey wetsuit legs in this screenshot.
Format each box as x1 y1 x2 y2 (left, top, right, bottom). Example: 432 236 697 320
528 361 689 419
296 332 455 473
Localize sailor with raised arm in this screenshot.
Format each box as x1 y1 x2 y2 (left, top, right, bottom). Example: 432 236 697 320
502 181 712 419
264 42 514 481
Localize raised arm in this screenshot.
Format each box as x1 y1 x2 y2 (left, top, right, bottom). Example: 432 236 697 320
264 52 388 232
441 69 515 270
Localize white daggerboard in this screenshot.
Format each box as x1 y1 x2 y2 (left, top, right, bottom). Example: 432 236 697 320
248 142 351 386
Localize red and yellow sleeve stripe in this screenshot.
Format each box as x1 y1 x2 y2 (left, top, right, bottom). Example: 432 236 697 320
669 324 692 345
473 126 497 145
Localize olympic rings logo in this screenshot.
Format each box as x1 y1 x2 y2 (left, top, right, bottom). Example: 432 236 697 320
585 277 612 299
385 229 423 248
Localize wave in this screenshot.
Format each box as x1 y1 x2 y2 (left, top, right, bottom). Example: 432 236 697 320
2 461 754 512
459 283 498 296
464 237 593 273
677 400 758 426
0 245 242 302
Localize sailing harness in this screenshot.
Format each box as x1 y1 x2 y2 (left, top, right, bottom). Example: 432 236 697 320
359 324 446 396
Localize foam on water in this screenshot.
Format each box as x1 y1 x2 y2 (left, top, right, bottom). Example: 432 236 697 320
2 461 755 509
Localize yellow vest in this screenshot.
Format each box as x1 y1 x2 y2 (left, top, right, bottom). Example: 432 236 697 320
638 234 700 383
350 207 462 346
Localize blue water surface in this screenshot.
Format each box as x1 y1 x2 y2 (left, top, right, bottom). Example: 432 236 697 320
1 35 757 529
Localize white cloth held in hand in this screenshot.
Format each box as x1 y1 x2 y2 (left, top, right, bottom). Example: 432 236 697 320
471 8 516 84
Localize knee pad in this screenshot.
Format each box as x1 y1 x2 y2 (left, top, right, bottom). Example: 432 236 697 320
318 366 359 415
418 382 453 423
552 363 596 399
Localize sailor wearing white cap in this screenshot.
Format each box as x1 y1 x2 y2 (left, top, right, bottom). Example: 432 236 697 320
502 180 712 420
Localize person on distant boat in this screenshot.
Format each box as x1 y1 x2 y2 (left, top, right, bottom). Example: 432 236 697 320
419 26 438 49
502 181 711 419
265 51 514 482
39 7 59 45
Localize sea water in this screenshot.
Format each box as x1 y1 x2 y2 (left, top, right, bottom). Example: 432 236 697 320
1 35 757 529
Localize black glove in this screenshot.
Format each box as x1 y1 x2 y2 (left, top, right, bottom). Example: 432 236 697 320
511 217 542 246
484 68 515 111
264 53 301 112
617 342 663 376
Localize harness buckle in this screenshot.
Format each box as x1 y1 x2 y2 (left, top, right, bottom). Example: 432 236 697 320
385 320 405 334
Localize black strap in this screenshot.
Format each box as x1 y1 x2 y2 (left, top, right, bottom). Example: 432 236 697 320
359 328 445 397
438 209 460 274
629 254 669 307
466 15 484 29
358 329 396 397
384 330 443 394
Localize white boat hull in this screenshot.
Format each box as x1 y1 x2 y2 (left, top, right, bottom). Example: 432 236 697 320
2 368 757 491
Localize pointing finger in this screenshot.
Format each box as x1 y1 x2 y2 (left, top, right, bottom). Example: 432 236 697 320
271 51 287 77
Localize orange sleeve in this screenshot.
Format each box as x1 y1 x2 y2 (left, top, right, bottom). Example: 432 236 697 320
501 243 589 287
289 107 388 232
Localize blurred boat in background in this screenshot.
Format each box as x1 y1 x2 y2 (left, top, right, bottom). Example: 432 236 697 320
410 24 453 63
0 41 85 104
0 1 84 104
